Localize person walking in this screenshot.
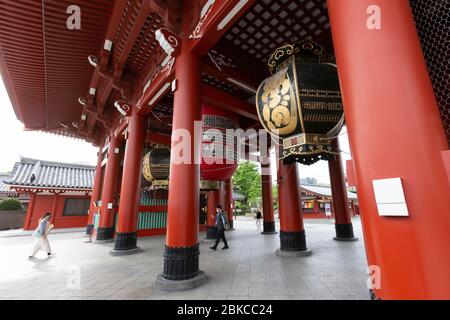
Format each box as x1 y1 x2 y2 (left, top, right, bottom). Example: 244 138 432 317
28 212 54 259
210 205 229 250
255 210 262 230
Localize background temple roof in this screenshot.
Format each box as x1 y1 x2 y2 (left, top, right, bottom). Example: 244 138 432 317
0 173 16 196
4 157 94 190
300 184 358 200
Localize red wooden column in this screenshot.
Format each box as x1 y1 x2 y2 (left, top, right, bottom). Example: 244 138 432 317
328 0 450 299
49 192 59 226
86 143 104 235
225 179 235 230
23 192 36 230
328 139 357 241
96 133 120 241
276 161 311 256
157 4 206 288
112 109 145 254
261 156 276 234
205 191 218 239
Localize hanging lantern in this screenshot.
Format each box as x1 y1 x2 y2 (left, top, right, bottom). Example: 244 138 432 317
201 103 239 181
142 146 170 189
256 40 344 165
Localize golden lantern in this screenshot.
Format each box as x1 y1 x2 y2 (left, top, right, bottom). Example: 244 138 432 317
142 145 170 189
256 40 344 165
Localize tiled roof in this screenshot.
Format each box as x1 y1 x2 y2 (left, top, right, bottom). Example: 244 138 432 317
300 184 358 201
4 157 95 190
0 174 16 195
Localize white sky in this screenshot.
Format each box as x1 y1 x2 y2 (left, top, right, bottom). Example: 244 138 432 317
0 76 352 184
0 77 98 173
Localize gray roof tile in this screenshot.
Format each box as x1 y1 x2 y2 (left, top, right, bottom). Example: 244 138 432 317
4 157 95 190
0 174 16 195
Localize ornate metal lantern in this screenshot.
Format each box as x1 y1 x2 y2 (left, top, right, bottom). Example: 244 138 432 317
142 145 170 189
201 103 239 181
256 40 344 165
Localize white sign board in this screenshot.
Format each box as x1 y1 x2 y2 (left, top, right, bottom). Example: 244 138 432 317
372 178 409 216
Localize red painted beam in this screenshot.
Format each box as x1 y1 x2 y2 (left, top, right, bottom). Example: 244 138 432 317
146 132 171 145
202 84 258 120
136 62 175 115
202 61 258 94
188 0 256 56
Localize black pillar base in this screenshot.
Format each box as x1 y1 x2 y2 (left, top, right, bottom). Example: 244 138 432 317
280 230 308 251
262 221 277 234
95 226 114 241
369 289 381 300
205 226 217 239
85 224 94 235
162 244 200 281
334 223 358 241
228 219 234 229
113 231 137 251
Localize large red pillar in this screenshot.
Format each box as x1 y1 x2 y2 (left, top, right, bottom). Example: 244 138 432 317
261 156 276 234
112 110 145 253
328 0 450 299
158 15 205 286
276 161 311 256
86 143 104 235
205 191 218 239
225 179 235 230
96 133 120 241
328 139 357 241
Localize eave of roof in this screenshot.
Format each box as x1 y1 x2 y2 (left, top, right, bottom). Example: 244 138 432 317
4 157 94 190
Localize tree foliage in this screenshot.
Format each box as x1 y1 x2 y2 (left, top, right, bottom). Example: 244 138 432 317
232 162 261 209
0 198 22 211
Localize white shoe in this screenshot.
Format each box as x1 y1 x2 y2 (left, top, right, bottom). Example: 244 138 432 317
28 256 35 260
47 253 56 258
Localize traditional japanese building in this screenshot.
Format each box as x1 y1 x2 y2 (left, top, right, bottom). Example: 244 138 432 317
300 184 359 219
0 174 17 199
0 0 448 299
4 158 94 230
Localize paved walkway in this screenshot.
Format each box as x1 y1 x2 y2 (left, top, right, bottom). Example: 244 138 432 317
0 217 370 300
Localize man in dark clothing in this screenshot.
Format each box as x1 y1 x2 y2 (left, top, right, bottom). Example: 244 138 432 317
210 205 229 250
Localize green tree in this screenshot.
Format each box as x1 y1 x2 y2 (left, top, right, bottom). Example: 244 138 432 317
232 162 261 212
0 198 22 211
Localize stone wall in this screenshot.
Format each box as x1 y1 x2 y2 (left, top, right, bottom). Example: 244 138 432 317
0 210 25 230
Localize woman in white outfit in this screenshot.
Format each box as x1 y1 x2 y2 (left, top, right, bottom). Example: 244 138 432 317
28 212 54 259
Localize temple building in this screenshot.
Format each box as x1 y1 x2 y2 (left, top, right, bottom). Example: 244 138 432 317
300 184 359 219
4 158 94 230
0 0 448 299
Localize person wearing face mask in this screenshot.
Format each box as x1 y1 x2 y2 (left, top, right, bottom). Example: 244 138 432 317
28 212 54 259
210 205 229 250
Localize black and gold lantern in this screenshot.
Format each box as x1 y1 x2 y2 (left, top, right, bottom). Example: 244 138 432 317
142 145 170 189
256 40 344 165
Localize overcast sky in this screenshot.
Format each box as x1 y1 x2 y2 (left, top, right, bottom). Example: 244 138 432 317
0 76 352 184
0 77 98 173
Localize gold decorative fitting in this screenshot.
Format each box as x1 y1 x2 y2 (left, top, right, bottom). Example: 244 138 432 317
267 39 324 75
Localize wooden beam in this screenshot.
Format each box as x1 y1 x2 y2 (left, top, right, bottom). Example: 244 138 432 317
188 0 256 56
202 84 258 120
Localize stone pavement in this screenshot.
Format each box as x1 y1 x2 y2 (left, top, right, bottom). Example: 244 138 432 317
0 216 370 300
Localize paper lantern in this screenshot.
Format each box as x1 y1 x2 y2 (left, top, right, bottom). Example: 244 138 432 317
256 40 344 165
201 104 239 181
